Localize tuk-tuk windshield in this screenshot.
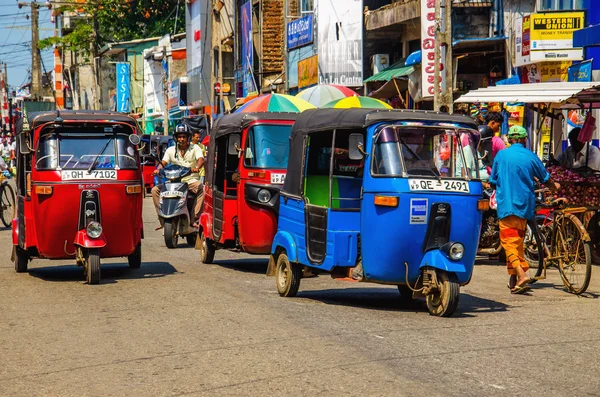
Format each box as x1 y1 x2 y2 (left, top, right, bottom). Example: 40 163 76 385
244 124 291 169
372 126 478 179
36 133 138 170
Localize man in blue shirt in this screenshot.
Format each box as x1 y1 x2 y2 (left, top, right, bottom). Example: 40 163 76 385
489 126 559 294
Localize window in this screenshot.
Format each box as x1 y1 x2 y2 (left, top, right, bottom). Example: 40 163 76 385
371 125 478 179
244 124 292 169
36 132 138 171
300 0 314 13
537 0 584 10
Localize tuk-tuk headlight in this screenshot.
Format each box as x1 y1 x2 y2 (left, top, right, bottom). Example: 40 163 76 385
86 221 103 239
257 189 272 203
448 243 465 260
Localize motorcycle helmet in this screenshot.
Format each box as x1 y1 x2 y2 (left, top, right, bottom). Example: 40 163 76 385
174 123 191 139
478 124 494 142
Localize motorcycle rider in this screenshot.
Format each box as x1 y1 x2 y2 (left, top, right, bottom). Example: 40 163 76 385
151 124 205 229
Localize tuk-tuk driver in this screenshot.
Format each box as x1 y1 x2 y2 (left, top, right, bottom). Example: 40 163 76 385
151 124 205 229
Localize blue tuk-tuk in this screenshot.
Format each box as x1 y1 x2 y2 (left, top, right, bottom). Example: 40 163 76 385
267 109 485 317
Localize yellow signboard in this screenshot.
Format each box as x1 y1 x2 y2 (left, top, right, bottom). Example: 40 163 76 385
523 61 572 83
298 55 319 89
530 11 584 50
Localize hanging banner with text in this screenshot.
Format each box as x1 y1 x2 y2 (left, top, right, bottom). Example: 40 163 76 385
287 14 313 51
116 62 130 113
420 0 446 100
241 0 256 97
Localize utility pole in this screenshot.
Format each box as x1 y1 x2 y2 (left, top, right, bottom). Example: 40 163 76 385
162 46 169 136
89 10 100 110
18 2 43 99
433 0 454 113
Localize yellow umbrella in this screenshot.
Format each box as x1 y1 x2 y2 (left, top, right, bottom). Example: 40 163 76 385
321 95 392 109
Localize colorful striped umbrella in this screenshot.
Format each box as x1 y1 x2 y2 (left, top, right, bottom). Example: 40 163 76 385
322 96 392 109
296 84 356 107
235 94 316 113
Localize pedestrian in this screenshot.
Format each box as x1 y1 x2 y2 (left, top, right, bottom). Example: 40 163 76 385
556 127 600 171
478 112 506 170
489 125 560 294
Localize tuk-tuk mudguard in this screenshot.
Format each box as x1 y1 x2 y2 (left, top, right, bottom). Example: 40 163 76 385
74 230 107 249
419 250 466 275
271 231 298 262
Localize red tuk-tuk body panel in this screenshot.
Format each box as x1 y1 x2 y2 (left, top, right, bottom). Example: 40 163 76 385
30 170 143 259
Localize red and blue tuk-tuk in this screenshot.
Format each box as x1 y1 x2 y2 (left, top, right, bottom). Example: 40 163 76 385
11 111 145 284
198 112 298 263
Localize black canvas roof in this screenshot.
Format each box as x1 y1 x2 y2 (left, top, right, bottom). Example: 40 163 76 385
28 110 139 130
282 108 478 197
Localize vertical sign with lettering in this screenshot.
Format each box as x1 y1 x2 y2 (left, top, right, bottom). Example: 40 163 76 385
116 62 130 113
420 0 445 100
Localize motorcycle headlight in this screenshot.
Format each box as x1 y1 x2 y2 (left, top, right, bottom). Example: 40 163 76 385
257 189 272 203
448 243 464 260
86 221 103 239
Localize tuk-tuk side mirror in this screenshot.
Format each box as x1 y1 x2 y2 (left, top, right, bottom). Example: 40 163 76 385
18 133 32 155
349 133 365 160
129 134 141 146
245 147 254 159
228 134 241 156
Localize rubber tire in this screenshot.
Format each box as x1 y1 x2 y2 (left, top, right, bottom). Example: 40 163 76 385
14 247 28 273
164 219 178 249
186 233 197 247
397 285 414 304
426 271 460 317
86 248 101 285
199 231 215 264
1 183 15 228
524 219 544 279
276 252 301 297
128 243 142 269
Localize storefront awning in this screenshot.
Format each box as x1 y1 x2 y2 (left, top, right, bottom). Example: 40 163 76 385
452 36 507 50
364 60 413 83
454 82 600 108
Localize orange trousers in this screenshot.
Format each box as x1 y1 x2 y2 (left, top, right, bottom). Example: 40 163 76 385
499 215 529 275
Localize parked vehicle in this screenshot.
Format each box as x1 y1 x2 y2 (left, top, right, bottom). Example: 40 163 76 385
157 164 197 248
198 112 299 263
11 111 144 284
267 108 486 317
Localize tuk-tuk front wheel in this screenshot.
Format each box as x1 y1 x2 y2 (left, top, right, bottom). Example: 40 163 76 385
199 231 215 264
85 248 101 285
425 271 460 317
164 219 178 249
276 252 301 297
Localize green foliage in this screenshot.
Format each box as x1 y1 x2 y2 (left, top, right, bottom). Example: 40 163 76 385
39 0 185 55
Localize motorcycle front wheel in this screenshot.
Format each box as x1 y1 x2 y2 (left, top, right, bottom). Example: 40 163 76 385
164 219 179 249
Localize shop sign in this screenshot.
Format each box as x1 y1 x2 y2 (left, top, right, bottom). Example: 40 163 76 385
298 55 318 88
531 12 584 51
317 0 363 86
241 1 257 97
529 48 583 62
287 14 313 51
568 60 592 82
539 115 552 162
505 103 525 128
515 16 530 67
222 83 231 96
522 61 572 83
168 79 180 109
116 62 130 113
420 0 446 99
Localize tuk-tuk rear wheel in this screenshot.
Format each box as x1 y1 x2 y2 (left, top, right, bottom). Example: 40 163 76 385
199 231 215 264
164 219 178 249
276 253 301 297
425 271 459 317
85 248 101 285
14 247 28 273
128 243 142 269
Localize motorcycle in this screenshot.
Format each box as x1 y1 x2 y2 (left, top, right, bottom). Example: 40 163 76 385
157 164 198 248
477 189 505 260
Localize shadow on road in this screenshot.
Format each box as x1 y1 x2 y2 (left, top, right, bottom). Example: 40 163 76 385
296 288 509 316
27 261 178 283
211 258 269 274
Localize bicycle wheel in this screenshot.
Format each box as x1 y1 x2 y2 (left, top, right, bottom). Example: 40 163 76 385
524 219 544 278
0 183 15 228
556 215 592 295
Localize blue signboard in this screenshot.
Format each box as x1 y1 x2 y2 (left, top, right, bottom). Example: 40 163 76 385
287 14 313 51
241 1 255 97
568 60 592 82
116 62 130 113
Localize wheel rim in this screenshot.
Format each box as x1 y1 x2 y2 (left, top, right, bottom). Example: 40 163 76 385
558 218 589 293
200 233 207 260
277 261 288 290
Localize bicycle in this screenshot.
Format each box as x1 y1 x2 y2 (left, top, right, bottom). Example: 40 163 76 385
524 198 592 295
0 170 16 228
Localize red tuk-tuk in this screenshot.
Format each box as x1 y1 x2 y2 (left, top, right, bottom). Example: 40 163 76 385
11 111 144 284
198 112 298 263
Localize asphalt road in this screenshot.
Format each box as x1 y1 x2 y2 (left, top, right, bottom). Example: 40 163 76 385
1 197 600 396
